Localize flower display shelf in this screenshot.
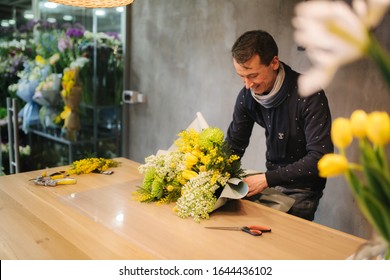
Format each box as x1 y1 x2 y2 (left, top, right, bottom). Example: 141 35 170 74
28 104 121 164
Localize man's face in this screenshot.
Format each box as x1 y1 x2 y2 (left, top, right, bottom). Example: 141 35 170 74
233 54 279 95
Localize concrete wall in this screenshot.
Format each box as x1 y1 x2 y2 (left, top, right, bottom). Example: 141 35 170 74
123 0 390 239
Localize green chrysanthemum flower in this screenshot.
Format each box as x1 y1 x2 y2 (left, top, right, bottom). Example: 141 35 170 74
199 127 224 150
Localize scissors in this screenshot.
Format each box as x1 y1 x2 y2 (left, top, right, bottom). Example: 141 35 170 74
30 171 76 186
205 225 271 236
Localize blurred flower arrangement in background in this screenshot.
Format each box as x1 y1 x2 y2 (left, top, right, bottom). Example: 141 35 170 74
133 127 243 222
0 143 31 176
293 0 390 259
58 66 83 141
0 19 124 135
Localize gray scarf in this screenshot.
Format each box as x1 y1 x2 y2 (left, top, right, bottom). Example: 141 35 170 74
250 63 286 108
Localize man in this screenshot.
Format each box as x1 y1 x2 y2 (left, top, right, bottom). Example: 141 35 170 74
226 30 333 221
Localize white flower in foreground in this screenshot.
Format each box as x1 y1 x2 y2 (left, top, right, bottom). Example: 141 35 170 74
353 0 390 27
292 0 390 96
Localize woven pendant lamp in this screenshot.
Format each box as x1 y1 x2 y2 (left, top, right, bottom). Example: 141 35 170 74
49 0 134 8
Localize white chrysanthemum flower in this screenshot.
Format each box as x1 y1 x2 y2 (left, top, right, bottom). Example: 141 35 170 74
293 0 390 96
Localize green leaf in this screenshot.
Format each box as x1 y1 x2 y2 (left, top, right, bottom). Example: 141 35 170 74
362 190 390 243
345 169 364 196
151 179 164 199
364 165 390 205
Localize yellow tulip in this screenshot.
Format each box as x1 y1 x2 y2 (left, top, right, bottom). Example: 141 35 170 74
350 110 368 138
366 111 390 146
331 118 353 149
182 170 198 180
318 153 349 177
191 149 202 158
185 153 198 169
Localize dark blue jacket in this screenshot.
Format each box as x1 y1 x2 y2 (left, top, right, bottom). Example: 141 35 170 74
226 63 333 191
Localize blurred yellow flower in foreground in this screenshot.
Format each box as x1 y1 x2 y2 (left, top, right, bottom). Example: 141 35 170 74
331 118 353 149
294 0 390 260
366 111 390 145
318 109 390 259
318 154 349 177
350 109 368 138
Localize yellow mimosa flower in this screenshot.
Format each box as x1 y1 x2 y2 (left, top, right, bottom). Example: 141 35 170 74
331 117 353 149
318 153 349 177
366 111 390 146
167 185 174 192
350 109 368 138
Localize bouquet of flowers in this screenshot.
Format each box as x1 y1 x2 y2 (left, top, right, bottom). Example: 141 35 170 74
16 56 51 133
133 127 244 222
318 110 390 259
293 0 390 259
33 73 62 129
59 67 82 141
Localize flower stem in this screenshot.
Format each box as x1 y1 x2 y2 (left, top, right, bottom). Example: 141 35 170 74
367 32 390 94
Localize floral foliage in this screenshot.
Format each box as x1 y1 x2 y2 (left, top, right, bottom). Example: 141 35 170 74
133 127 243 222
0 19 124 121
317 110 390 259
294 0 390 259
293 0 390 96
67 157 120 175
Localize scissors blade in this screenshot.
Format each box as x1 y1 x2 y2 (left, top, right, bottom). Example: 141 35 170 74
205 226 262 236
204 227 242 231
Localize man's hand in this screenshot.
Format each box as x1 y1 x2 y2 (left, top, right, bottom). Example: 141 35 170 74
243 173 268 197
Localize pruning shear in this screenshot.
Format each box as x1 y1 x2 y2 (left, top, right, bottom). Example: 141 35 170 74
205 225 271 236
30 171 76 186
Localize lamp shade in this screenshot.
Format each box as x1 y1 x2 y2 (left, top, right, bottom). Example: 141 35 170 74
49 0 134 8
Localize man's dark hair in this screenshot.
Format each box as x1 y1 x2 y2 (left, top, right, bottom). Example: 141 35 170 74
231 30 278 66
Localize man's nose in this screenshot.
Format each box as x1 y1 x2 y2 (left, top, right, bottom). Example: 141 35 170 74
244 78 253 89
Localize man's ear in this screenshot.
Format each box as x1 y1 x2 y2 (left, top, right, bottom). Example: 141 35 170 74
271 56 280 70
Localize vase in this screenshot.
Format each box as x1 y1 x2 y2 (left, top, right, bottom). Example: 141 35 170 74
348 230 389 260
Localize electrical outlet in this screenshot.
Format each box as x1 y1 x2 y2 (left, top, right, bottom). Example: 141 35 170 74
122 90 145 104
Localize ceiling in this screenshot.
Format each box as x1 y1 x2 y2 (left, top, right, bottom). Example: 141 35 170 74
0 0 30 8
0 1 123 33
0 0 31 23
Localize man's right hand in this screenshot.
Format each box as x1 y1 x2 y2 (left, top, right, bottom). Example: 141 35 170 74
243 173 268 197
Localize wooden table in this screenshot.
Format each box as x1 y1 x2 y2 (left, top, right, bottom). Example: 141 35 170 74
0 157 365 260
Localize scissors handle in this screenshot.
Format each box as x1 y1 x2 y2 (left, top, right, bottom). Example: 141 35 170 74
241 226 262 236
247 225 272 232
